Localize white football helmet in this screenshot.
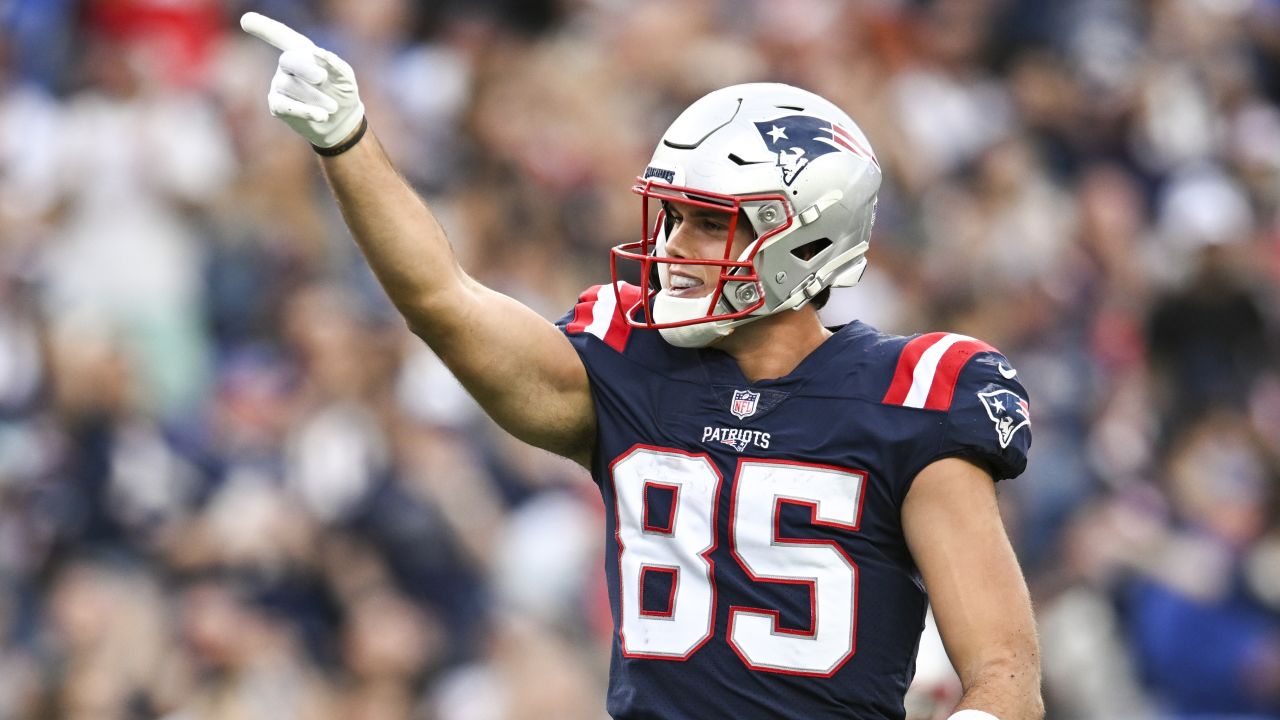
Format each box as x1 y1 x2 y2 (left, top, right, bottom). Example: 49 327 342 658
610 83 882 348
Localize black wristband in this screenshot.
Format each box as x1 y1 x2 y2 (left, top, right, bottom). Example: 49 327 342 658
313 116 368 157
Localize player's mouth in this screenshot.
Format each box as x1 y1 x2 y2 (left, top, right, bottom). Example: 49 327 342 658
667 271 708 298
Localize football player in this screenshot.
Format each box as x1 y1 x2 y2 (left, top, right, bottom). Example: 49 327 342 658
243 13 1042 720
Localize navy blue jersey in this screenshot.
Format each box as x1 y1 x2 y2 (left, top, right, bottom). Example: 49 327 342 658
557 283 1031 720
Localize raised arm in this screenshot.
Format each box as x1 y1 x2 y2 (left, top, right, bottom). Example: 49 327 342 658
241 13 595 463
903 457 1044 720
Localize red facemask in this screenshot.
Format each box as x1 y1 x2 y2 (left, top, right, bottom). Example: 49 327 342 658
610 177 795 330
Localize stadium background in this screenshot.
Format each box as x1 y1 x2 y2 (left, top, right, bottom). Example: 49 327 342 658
0 0 1278 717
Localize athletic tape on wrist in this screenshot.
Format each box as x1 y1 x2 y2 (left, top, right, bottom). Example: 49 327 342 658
947 710 1001 720
313 116 368 157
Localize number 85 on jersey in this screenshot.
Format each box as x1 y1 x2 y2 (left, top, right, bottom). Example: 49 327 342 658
611 446 866 676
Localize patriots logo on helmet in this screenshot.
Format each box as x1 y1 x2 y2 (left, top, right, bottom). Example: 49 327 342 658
977 388 1031 449
753 115 875 186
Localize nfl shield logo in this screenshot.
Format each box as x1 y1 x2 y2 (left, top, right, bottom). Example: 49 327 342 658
730 389 761 420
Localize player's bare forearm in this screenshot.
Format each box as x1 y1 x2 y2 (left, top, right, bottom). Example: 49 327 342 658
319 130 463 319
904 458 1044 720
943 594 1043 720
952 654 1044 720
319 132 595 461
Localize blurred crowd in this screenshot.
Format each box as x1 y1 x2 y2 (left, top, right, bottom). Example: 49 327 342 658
0 0 1277 718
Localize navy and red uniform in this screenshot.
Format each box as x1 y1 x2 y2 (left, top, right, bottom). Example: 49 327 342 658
556 283 1032 720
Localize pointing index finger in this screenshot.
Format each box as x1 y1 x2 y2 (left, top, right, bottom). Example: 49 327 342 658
240 12 315 52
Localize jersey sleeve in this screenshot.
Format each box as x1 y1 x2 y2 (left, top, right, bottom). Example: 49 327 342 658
555 283 666 482
936 351 1032 480
880 332 1031 481
554 282 650 427
554 282 645 355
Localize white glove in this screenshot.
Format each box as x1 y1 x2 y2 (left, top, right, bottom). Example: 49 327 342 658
240 12 365 150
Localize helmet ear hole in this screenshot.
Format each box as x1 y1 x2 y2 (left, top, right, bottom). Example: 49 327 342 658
790 238 832 262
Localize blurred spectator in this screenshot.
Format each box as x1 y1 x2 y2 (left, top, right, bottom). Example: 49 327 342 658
39 28 234 417
1125 414 1280 716
163 575 332 720
333 584 443 720
1147 167 1272 431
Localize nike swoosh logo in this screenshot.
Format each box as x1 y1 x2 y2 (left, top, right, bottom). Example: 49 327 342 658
998 363 1017 379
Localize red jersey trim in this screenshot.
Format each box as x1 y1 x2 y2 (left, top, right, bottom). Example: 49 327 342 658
882 333 997 411
565 283 644 352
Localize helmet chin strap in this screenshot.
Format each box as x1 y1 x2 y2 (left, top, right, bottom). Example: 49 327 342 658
653 290 759 348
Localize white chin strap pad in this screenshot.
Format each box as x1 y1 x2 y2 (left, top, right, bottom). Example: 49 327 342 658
659 323 734 348
652 291 737 348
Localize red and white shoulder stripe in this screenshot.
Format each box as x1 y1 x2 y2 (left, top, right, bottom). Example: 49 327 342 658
882 332 998 411
564 283 645 352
